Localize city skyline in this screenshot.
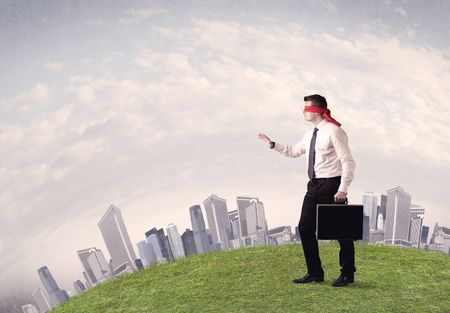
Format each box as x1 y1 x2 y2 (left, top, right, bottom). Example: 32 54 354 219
24 186 449 311
2 0 450 306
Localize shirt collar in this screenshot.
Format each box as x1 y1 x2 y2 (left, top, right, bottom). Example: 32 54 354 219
315 119 328 130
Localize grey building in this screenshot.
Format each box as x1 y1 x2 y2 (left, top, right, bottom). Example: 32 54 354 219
145 228 174 261
409 205 425 248
228 210 241 240
32 287 52 313
77 247 98 286
37 266 68 307
362 192 378 230
229 210 241 248
136 240 158 266
82 271 93 289
73 280 86 294
204 194 232 250
240 198 268 246
377 194 387 230
236 196 255 238
181 228 197 256
86 248 113 283
189 205 210 254
362 215 370 243
420 225 429 248
98 204 137 275
166 223 185 259
384 186 412 246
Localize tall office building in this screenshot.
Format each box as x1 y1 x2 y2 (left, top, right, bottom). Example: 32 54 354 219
136 240 157 266
421 225 430 248
204 194 232 250
82 271 93 289
145 228 174 261
384 186 412 246
98 204 137 275
228 210 241 240
181 228 197 256
32 287 52 313
147 233 164 260
244 199 268 236
37 266 68 307
73 280 86 294
189 205 210 254
86 248 113 283
229 210 241 248
377 194 387 230
409 205 425 248
362 192 378 230
21 304 39 313
166 223 186 258
236 196 255 238
77 248 98 286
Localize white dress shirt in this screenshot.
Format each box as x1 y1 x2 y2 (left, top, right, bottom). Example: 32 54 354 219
273 119 356 193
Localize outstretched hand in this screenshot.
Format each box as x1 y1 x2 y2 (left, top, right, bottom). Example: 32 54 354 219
258 133 272 148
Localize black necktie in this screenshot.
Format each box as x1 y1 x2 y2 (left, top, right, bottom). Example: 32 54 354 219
308 127 318 180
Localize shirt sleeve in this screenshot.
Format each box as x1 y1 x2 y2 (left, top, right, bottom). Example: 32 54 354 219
330 128 356 193
272 135 306 158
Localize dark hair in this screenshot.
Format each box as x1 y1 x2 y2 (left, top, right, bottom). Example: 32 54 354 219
304 94 327 108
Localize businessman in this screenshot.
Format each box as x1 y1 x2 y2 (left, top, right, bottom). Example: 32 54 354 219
258 94 356 287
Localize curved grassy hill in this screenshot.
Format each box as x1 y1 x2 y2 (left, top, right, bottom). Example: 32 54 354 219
52 243 449 313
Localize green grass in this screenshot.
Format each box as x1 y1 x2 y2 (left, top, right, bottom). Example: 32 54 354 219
52 243 450 313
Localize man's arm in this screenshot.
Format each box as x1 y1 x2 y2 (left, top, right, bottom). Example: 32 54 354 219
258 133 306 158
330 128 356 193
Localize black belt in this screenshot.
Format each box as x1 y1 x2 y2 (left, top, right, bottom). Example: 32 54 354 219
311 176 341 181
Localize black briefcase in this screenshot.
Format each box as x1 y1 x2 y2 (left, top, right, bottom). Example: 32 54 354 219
316 199 363 240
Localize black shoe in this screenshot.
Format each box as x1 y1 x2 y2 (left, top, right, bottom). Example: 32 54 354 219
292 273 324 284
332 274 354 287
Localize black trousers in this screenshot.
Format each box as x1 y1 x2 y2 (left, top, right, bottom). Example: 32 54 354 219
298 176 356 277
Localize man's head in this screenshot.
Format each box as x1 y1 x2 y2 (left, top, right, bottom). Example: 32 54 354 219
303 94 327 123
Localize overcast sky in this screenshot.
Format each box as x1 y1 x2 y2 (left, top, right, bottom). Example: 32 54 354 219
1 0 449 298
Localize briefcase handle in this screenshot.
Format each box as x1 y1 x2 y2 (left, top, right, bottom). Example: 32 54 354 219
333 197 348 204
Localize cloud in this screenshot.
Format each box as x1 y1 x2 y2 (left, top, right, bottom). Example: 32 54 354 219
44 62 65 72
118 7 167 25
0 83 50 114
394 6 408 17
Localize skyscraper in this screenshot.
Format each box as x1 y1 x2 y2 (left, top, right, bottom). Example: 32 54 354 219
181 228 197 256
228 210 241 240
146 233 164 261
362 191 378 230
98 204 137 275
384 186 412 246
204 194 232 250
77 248 99 286
145 228 174 261
73 280 86 294
37 266 68 307
377 194 387 230
86 248 113 283
409 205 425 248
236 196 255 238
166 223 186 258
229 210 241 248
189 205 210 254
82 271 93 289
32 287 52 313
237 197 269 247
136 240 157 266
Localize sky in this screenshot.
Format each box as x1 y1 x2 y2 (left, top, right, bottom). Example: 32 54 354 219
1 0 449 299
